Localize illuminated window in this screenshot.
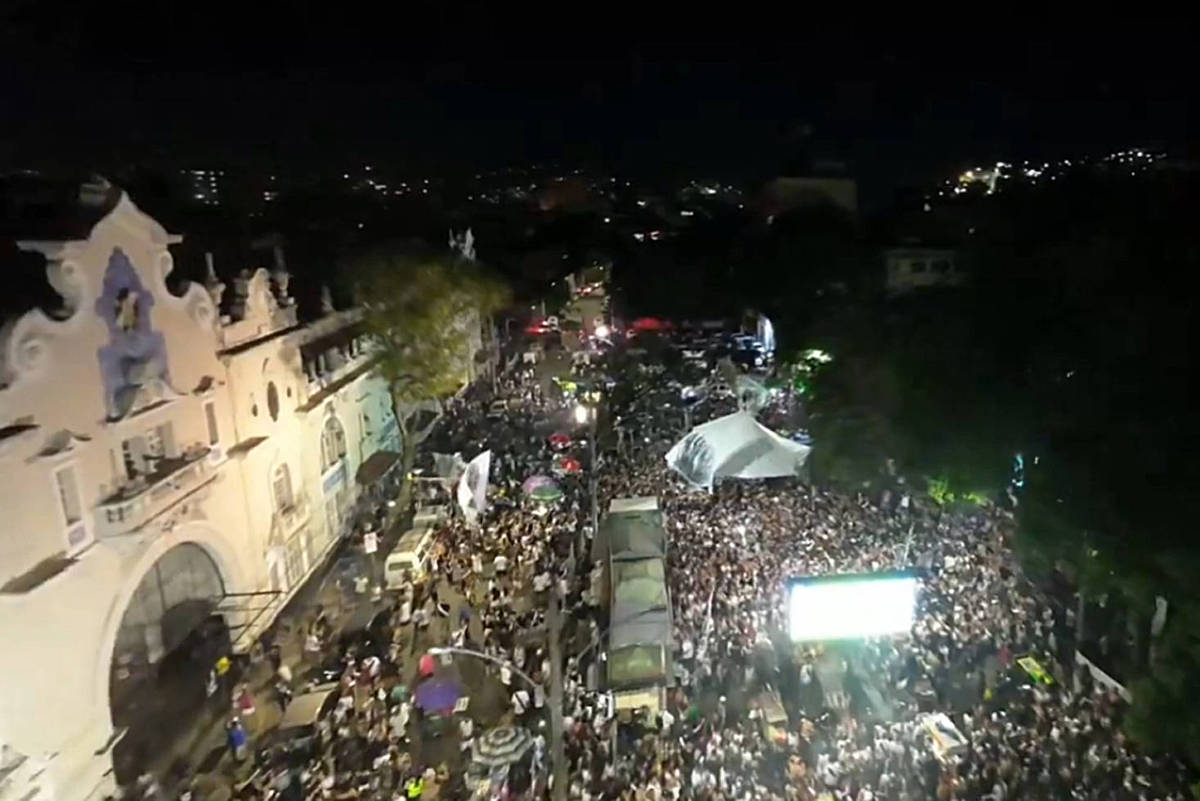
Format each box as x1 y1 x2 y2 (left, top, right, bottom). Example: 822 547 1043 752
273 463 294 512
121 438 141 477
204 401 219 445
285 535 305 585
54 465 83 525
321 416 347 472
145 428 163 458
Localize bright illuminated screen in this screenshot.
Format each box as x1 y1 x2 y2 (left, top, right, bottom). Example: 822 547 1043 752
786 573 917 641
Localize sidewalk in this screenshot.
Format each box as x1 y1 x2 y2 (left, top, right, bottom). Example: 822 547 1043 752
159 505 414 788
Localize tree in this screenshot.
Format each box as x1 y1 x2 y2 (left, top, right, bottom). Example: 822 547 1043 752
746 203 872 357
803 167 1200 759
348 243 510 503
803 290 1026 500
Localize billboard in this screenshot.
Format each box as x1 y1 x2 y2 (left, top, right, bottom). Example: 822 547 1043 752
786 572 917 642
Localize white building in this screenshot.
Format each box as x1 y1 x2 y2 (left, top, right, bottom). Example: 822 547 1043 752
0 187 402 801
884 246 965 296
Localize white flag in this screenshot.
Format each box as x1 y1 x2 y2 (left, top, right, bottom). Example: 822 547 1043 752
457 450 491 524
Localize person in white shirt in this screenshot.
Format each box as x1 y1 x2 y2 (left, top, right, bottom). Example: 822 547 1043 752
390 701 410 743
458 716 474 752
532 730 546 773
511 688 530 718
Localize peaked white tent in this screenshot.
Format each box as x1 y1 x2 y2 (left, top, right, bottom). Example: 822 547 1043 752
666 410 810 490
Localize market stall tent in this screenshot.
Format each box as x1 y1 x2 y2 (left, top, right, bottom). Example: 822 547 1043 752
665 410 810 490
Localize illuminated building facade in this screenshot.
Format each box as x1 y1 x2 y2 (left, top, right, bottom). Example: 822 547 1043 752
0 187 402 800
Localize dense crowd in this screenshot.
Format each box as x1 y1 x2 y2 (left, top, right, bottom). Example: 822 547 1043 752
577 367 1193 801
152 350 1192 801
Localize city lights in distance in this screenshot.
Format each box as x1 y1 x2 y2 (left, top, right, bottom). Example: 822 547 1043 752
786 573 917 642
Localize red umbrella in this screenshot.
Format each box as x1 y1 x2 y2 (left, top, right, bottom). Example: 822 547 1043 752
559 457 582 473
419 653 436 677
549 433 571 449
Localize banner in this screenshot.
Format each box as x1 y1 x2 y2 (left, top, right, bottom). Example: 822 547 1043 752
1017 655 1054 685
457 450 492 525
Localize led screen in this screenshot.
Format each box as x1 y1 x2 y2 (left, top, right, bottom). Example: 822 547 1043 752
786 573 917 641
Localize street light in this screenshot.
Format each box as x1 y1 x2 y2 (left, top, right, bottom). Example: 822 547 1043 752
426 646 540 690
573 402 600 563
430 606 569 801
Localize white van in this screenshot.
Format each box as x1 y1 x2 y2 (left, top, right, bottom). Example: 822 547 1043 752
384 526 436 590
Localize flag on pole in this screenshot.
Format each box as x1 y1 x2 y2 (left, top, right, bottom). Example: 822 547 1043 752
457 450 492 524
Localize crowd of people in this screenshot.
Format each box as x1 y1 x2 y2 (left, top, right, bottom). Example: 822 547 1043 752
149 346 1193 801
574 363 1194 801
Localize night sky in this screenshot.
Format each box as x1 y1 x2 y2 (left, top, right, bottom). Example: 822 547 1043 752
1 9 1193 200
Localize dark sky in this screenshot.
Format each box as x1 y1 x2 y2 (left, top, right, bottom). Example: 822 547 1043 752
1 8 1193 197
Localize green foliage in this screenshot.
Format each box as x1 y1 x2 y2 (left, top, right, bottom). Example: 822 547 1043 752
802 291 1024 498
800 171 1200 760
1126 669 1200 766
347 242 511 410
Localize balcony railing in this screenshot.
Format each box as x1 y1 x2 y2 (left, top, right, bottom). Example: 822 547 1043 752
96 446 218 537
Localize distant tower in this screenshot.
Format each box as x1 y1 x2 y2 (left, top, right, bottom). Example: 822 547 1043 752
449 228 476 261
203 252 226 309
320 284 335 315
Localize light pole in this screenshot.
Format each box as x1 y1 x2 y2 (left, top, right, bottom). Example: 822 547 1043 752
546 592 567 801
575 403 599 560
427 646 541 691
430 599 569 801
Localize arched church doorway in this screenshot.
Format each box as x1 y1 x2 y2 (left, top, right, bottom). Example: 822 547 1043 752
110 543 230 784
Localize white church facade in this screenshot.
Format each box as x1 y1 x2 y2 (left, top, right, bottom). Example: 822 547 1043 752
0 189 406 801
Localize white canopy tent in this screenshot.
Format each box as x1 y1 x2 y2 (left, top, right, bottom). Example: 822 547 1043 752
666 410 810 490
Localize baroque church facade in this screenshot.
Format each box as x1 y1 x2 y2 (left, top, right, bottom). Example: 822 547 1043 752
0 188 410 800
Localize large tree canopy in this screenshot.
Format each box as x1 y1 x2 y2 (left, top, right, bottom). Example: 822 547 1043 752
791 169 1200 760
346 242 510 481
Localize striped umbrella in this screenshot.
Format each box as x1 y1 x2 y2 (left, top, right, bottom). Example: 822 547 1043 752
471 726 533 767
522 475 557 495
